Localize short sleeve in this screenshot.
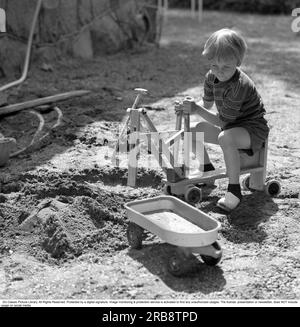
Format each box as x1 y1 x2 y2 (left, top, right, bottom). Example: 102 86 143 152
202 71 214 103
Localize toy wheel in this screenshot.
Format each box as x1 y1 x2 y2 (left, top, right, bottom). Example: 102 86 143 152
241 174 251 191
200 241 222 266
163 183 172 195
167 249 191 277
264 180 281 197
184 186 202 204
127 222 144 249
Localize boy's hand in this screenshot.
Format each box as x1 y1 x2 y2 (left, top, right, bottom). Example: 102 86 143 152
174 97 196 114
174 100 184 114
183 96 196 114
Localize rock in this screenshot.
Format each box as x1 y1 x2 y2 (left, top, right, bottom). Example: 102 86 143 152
40 62 54 72
11 275 24 282
72 28 94 59
17 199 53 231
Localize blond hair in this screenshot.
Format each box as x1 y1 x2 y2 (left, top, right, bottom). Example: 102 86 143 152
202 28 247 66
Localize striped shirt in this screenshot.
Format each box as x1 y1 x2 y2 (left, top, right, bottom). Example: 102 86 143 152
203 68 266 125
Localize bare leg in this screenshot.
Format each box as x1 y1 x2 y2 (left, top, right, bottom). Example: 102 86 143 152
190 121 221 165
218 127 251 184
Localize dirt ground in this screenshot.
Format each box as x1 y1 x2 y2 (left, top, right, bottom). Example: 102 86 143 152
0 10 299 303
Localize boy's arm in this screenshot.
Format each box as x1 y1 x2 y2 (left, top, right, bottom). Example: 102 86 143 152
192 101 225 128
202 100 214 110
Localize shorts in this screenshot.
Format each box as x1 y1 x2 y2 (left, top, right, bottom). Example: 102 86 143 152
223 117 269 156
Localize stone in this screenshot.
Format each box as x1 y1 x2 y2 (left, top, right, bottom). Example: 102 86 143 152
72 28 94 59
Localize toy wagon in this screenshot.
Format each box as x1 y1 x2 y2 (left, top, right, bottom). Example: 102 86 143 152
125 195 222 277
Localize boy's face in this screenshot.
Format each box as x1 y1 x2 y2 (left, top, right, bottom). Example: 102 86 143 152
210 57 238 82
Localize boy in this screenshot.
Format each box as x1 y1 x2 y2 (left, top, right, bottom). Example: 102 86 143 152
182 28 269 211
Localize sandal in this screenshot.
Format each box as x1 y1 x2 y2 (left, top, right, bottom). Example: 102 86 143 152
217 191 241 212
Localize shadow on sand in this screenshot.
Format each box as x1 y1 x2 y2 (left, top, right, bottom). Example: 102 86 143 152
200 191 279 243
128 241 226 295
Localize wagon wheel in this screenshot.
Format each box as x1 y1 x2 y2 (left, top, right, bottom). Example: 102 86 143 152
264 180 281 197
167 248 191 277
184 186 202 204
163 183 172 195
200 241 222 266
241 174 251 191
127 222 144 250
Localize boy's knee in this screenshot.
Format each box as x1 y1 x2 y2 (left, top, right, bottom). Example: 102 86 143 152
218 131 235 148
